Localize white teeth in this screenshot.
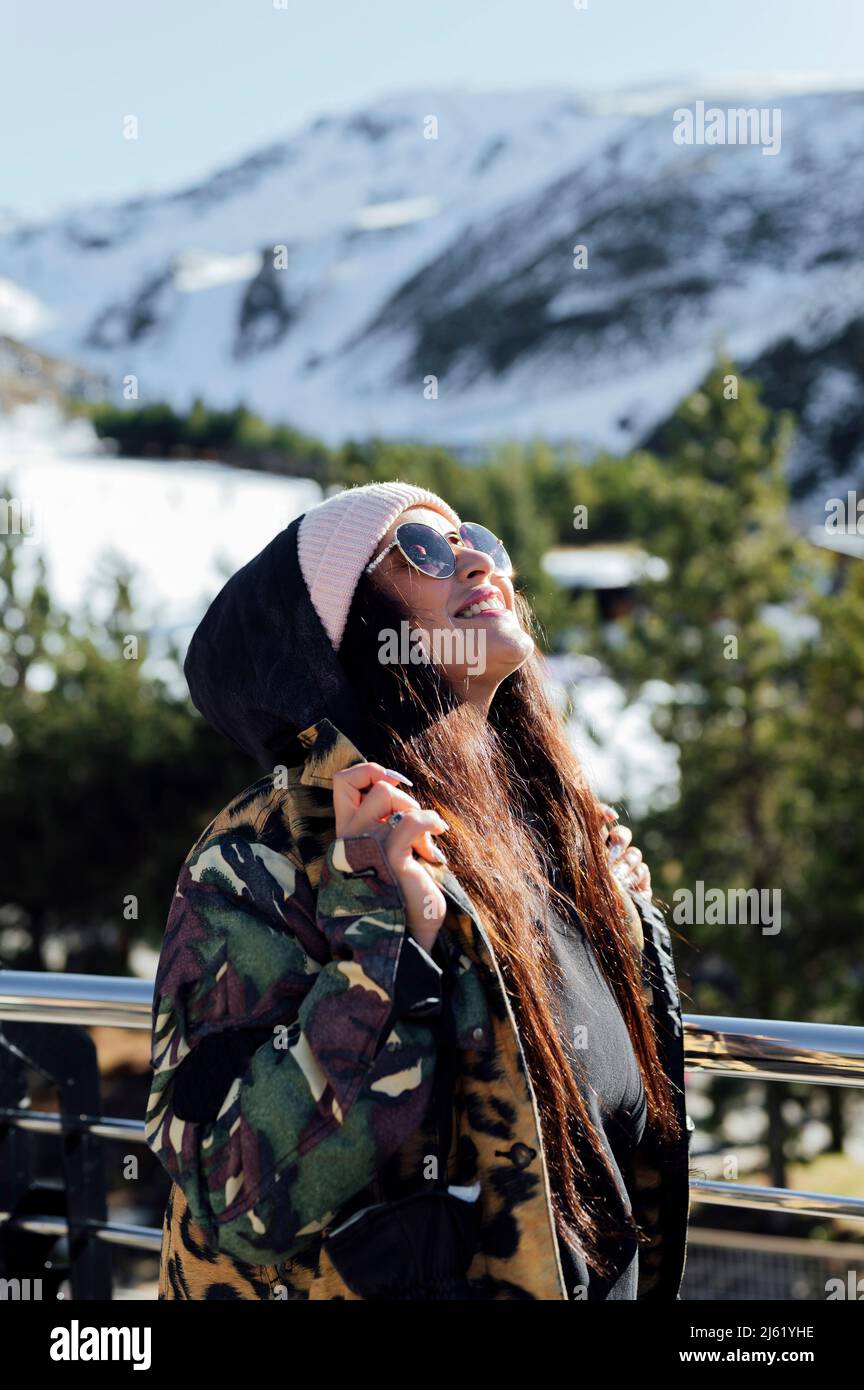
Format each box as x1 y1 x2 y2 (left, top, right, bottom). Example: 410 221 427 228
457 595 505 618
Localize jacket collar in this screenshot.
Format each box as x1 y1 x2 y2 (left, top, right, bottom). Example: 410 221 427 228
297 717 367 786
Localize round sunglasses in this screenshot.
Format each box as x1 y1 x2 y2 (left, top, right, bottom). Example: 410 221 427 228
365 521 513 581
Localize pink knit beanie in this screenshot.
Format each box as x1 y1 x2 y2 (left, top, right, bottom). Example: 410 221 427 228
297 481 462 650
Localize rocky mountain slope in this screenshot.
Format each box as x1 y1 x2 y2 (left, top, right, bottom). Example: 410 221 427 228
1 83 861 506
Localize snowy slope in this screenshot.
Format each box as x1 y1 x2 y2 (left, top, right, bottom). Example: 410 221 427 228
1 83 862 500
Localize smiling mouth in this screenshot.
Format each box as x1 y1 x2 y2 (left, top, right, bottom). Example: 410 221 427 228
454 593 508 619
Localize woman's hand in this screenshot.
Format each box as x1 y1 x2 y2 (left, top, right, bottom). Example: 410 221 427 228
332 762 449 954
600 804 651 896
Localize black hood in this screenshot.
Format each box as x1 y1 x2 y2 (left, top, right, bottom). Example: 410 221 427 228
183 514 376 771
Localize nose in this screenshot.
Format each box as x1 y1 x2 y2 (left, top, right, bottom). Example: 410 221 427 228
453 543 495 582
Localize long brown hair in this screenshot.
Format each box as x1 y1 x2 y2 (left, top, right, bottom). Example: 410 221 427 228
338 570 683 1279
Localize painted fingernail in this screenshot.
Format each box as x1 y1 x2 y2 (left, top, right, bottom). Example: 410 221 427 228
431 846 448 863
384 768 413 786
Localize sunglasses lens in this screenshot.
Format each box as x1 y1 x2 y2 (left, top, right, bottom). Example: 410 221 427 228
396 523 456 577
460 523 513 575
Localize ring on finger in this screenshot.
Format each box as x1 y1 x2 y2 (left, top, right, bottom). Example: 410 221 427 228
386 811 405 827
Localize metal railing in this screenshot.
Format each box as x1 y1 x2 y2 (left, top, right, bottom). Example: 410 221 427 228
1 971 863 1285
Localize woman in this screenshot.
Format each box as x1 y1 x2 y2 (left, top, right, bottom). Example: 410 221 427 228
145 480 692 1301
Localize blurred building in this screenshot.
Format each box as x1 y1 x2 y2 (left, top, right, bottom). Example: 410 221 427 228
541 543 669 621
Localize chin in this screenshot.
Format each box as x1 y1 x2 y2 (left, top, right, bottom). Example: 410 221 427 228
484 627 534 675
496 621 534 655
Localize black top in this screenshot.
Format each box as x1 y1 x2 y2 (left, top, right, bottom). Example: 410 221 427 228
533 896 647 1301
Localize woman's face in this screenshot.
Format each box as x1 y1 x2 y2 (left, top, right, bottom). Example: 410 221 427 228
367 505 535 706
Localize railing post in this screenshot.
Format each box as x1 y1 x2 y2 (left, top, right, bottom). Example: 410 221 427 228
0 1022 112 1299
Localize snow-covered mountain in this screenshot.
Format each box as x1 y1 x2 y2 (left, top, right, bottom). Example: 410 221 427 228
2 83 862 503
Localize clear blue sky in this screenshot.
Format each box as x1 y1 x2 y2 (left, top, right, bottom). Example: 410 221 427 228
3 0 863 221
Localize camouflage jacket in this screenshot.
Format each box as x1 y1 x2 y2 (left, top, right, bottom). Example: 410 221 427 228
145 716 692 1300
